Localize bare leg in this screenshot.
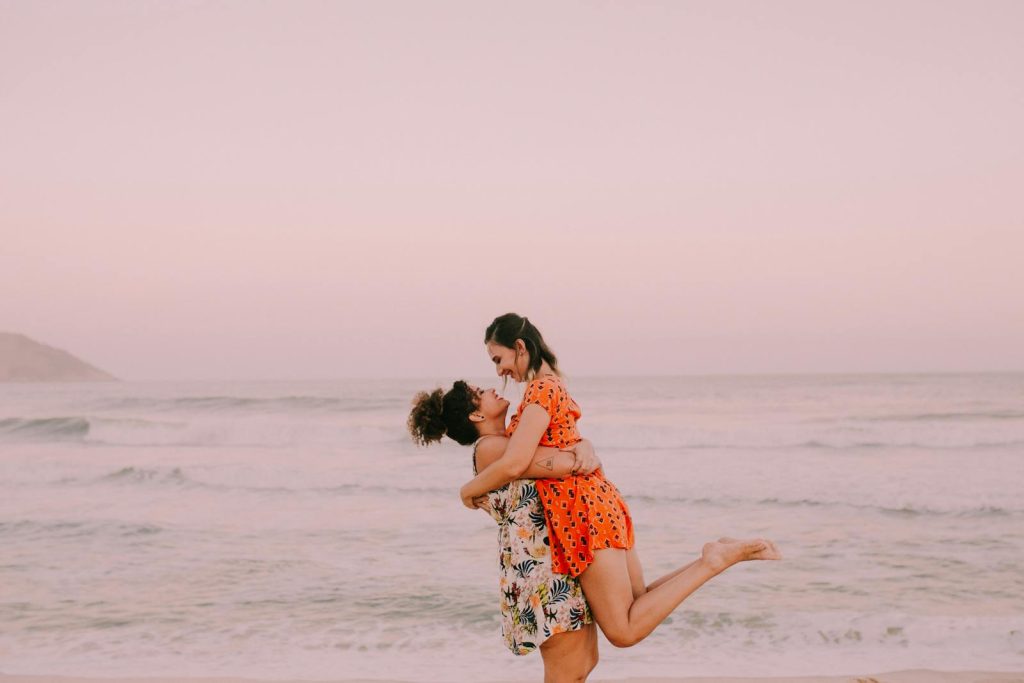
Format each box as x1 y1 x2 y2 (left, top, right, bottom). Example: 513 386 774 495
539 622 599 683
627 542 714 597
641 537 781 592
580 538 780 648
628 537 764 598
642 556 700 592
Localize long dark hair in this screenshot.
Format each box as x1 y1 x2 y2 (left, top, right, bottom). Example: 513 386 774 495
407 380 480 446
484 313 561 382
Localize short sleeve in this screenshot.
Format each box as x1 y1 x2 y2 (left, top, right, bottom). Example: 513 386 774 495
522 377 561 417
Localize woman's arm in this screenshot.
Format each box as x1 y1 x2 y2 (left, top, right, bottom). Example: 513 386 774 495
460 403 549 506
475 437 601 479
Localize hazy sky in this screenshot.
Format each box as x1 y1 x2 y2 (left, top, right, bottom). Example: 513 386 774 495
2 1 1022 380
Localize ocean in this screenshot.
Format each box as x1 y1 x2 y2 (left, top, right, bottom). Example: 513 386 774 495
1 374 1022 680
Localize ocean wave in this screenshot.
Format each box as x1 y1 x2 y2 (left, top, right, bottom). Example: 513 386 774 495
100 466 192 486
0 414 405 447
790 439 1024 450
1 602 1021 680
0 519 165 538
852 410 1024 422
604 438 1024 451
38 460 536 495
91 465 272 491
626 492 1022 518
0 416 91 441
95 395 402 414
756 497 1017 518
0 416 193 444
50 468 450 496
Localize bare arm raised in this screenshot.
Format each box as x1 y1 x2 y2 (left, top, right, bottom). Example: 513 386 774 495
460 403 551 507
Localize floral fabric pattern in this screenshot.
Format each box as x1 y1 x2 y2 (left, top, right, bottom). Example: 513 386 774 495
476 453 592 655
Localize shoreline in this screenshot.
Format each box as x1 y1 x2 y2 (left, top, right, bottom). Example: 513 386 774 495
1 670 1023 683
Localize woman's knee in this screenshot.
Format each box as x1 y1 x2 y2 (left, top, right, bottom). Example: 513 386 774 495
589 612 641 647
606 632 641 648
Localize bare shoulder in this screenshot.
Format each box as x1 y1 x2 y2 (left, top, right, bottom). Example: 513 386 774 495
474 435 509 471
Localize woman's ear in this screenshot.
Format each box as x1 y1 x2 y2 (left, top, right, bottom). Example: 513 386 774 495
468 411 485 423
515 338 527 355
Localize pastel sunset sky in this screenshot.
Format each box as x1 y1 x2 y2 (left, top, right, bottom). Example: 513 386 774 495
2 1 1021 380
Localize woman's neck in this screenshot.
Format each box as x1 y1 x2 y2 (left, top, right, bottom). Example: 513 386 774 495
476 423 505 438
535 360 557 379
477 412 509 437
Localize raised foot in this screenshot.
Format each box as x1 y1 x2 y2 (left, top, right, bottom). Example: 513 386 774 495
718 536 782 560
701 537 782 573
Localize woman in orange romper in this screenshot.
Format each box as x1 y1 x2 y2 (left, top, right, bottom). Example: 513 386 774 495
460 313 783 648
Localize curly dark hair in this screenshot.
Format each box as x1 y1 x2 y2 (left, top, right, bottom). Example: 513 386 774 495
407 380 480 447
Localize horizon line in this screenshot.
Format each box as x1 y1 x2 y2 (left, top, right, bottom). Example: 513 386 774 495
17 369 1021 383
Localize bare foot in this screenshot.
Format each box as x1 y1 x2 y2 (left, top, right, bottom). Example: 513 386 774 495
701 537 782 573
752 538 782 560
719 536 782 561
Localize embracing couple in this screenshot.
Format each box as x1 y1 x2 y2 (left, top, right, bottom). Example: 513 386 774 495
408 313 781 682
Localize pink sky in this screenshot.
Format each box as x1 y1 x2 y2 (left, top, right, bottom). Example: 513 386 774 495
1 1 1022 380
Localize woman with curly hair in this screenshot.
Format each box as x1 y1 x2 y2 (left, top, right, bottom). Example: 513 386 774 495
409 380 604 682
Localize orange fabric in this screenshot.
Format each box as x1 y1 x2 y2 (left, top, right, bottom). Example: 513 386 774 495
507 376 635 577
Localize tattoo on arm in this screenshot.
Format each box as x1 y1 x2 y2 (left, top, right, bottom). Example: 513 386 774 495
538 457 555 471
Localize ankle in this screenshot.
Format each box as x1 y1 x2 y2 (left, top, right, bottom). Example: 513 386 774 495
695 555 726 576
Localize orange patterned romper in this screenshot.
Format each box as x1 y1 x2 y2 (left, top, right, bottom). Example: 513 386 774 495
506 375 635 577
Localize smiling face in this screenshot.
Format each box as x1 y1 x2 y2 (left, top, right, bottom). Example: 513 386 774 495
486 340 527 381
469 384 510 420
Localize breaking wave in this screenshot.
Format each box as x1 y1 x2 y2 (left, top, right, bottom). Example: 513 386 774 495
94 395 402 414
0 417 91 441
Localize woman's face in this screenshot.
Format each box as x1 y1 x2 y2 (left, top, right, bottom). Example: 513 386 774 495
486 341 525 381
470 384 509 418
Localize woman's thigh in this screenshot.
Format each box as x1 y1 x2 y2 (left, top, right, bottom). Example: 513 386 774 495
538 622 598 683
577 548 636 644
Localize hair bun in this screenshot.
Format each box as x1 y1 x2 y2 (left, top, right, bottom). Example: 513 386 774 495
408 388 447 445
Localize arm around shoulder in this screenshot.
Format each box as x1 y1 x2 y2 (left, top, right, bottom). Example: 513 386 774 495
476 435 596 479
459 404 550 504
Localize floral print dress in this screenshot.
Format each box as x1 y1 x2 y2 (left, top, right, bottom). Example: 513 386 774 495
474 437 592 655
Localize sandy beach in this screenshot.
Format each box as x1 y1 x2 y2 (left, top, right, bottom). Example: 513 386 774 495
2 669 1024 683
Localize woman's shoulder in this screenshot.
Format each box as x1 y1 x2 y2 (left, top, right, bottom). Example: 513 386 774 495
473 434 509 472
525 374 566 392
521 375 571 413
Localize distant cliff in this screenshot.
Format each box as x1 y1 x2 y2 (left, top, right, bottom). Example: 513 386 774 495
0 333 117 382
